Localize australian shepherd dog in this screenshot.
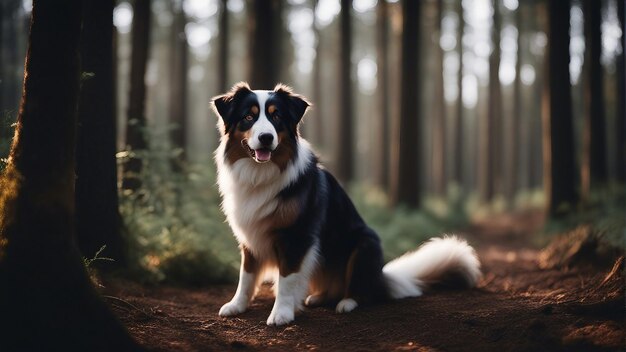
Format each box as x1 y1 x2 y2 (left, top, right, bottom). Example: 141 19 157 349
212 82 481 326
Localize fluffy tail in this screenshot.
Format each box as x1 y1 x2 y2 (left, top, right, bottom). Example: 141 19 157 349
382 236 481 299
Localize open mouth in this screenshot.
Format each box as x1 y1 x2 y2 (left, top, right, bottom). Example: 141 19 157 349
242 140 272 163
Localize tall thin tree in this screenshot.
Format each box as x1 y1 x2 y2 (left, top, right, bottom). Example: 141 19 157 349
373 0 390 188
390 0 421 207
169 0 189 169
335 0 354 182
218 0 229 93
481 0 502 201
76 0 125 265
581 0 607 197
452 0 465 186
0 1 21 149
248 0 283 89
509 1 523 201
617 0 625 184
122 0 151 191
542 0 579 217
310 0 323 146
432 0 447 195
0 1 139 348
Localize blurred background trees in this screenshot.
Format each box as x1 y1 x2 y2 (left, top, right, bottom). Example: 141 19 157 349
0 0 623 283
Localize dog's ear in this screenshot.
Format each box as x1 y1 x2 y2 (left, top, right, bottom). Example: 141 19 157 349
274 83 310 124
211 82 252 133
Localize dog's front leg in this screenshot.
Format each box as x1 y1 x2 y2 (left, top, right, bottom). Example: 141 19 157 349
267 244 318 326
219 246 258 317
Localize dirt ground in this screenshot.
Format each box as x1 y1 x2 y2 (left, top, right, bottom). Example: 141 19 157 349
105 212 625 351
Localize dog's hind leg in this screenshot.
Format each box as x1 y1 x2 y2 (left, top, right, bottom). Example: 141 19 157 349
337 230 387 313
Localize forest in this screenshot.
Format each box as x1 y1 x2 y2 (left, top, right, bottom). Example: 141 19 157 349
0 0 624 350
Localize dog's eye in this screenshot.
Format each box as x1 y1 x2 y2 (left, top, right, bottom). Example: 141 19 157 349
245 115 253 121
272 115 280 122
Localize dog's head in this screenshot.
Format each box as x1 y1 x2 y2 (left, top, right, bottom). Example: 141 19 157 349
212 82 310 169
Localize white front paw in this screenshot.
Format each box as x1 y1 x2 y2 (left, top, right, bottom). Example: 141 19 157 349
336 298 358 313
219 300 247 317
266 304 295 326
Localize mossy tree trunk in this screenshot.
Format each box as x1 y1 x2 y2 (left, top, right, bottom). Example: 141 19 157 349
0 0 140 350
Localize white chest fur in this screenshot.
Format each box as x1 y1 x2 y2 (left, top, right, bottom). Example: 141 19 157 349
215 138 313 261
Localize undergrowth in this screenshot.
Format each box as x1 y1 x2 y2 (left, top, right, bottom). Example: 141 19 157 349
541 183 626 249
350 183 469 260
119 150 239 285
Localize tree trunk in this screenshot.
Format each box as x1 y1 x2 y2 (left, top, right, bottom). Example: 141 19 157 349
390 0 421 207
122 0 151 191
529 0 544 190
542 0 579 217
335 0 354 183
311 0 323 146
0 1 20 148
0 1 140 349
75 0 126 266
452 0 465 186
617 0 625 184
169 0 188 169
509 3 523 202
581 0 607 198
248 0 282 89
373 0 389 188
482 0 502 202
432 0 446 195
218 0 229 93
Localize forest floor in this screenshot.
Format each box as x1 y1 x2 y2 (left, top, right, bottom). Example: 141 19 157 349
105 211 625 351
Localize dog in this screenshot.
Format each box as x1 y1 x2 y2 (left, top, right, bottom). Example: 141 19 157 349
212 82 481 326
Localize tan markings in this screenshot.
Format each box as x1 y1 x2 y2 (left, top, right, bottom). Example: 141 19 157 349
225 128 253 164
253 199 301 238
310 267 345 302
268 105 276 114
271 131 296 171
277 257 298 277
242 246 258 273
251 105 259 115
344 248 360 297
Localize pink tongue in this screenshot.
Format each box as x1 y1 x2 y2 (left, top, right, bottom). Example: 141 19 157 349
254 149 271 161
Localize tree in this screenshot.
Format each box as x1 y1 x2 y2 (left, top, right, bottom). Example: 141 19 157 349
75 0 126 266
122 0 152 191
373 0 389 188
335 0 355 182
481 0 502 202
0 1 140 349
390 0 421 207
581 0 607 197
310 0 323 146
432 0 447 195
218 0 229 93
248 0 283 88
542 0 579 217
452 0 465 186
617 0 625 184
169 0 189 168
509 2 523 202
0 1 22 150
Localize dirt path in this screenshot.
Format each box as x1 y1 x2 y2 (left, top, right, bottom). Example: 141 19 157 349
106 212 625 351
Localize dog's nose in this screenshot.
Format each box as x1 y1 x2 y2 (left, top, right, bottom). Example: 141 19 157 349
258 133 274 147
